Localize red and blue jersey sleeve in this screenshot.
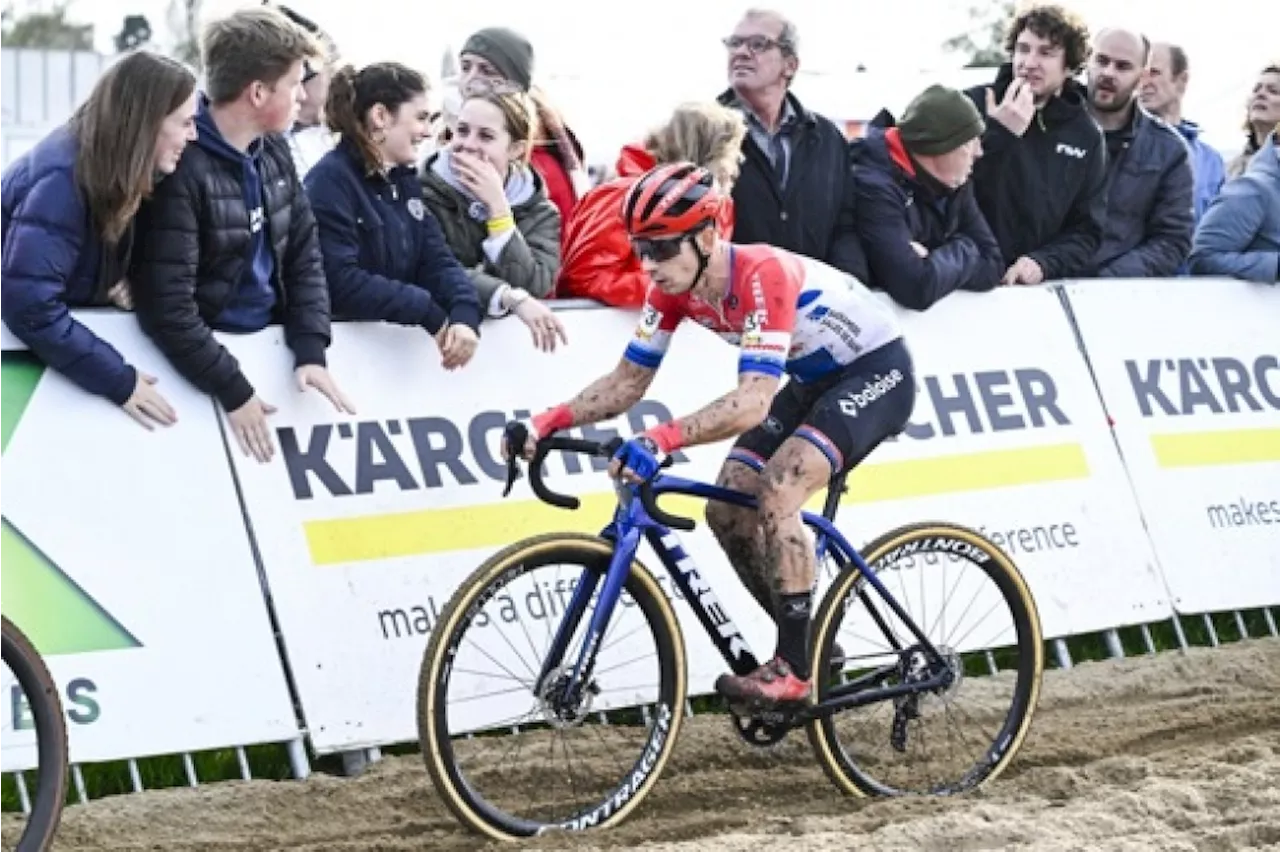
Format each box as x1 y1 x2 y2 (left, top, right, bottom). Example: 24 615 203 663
622 285 684 370
735 257 796 378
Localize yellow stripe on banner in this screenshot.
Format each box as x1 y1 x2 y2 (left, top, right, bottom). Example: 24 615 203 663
1150 427 1280 469
303 442 1089 565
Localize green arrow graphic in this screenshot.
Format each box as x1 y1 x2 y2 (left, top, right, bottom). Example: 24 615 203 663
1 352 141 654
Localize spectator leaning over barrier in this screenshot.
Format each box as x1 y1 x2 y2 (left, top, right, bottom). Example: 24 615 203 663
964 4 1107 285
306 64 565 363
1189 125 1280 283
1 51 197 430
716 8 867 282
130 6 355 465
848 84 1004 310
1227 63 1280 179
1141 43 1226 226
556 101 746 307
420 79 564 327
1086 28 1193 278
272 3 339 178
456 27 591 229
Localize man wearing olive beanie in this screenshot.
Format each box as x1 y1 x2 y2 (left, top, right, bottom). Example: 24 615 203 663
847 84 1005 310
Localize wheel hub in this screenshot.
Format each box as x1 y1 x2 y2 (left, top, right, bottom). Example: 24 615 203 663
536 665 598 730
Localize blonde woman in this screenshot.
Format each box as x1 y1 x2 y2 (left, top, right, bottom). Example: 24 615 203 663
557 101 747 307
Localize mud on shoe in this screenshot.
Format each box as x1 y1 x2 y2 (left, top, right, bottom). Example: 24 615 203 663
715 655 812 710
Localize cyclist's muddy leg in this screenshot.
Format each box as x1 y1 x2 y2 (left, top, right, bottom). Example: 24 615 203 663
706 458 775 621
758 437 832 680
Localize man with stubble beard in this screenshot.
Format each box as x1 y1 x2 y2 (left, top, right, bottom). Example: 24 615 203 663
964 4 1107 285
1086 28 1193 278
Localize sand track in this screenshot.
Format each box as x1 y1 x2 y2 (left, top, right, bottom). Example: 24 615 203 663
7 637 1278 851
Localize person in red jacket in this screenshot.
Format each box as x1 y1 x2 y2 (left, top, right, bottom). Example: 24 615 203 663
557 101 747 307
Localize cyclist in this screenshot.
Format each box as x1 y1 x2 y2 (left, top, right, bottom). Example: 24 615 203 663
505 162 917 708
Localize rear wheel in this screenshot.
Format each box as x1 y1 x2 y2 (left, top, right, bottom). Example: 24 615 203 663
3 615 69 852
807 522 1044 797
416 533 687 840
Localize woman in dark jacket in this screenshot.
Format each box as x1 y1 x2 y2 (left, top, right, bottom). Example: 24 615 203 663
305 62 485 370
420 79 565 351
1 50 197 428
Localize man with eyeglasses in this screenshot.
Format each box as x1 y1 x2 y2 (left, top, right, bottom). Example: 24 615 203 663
715 9 868 284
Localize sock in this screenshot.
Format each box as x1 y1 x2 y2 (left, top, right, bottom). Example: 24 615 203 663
774 592 812 680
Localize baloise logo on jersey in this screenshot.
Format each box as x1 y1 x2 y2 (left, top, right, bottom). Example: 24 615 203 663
838 369 907 418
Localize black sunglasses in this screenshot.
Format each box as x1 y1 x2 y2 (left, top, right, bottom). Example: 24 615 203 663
631 235 688 263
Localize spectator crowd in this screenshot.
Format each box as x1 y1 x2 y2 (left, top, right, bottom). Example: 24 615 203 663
2 3 1277 458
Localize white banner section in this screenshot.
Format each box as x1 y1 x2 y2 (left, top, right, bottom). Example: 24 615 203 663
1 315 299 771
1064 278 1280 614
825 288 1169 643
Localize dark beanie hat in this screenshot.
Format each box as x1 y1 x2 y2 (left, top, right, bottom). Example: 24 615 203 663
898 84 986 156
462 27 534 92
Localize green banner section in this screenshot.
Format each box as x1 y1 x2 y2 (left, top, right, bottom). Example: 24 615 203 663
2 352 43 452
1 353 142 654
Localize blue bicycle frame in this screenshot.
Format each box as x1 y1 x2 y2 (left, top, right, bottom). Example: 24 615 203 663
532 468 946 699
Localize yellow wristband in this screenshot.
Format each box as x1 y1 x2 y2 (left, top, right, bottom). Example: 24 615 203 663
486 214 515 236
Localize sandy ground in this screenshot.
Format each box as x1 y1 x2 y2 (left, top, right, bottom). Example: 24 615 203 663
6 637 1279 852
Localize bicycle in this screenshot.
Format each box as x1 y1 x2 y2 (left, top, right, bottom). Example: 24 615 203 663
417 424 1045 841
2 615 69 852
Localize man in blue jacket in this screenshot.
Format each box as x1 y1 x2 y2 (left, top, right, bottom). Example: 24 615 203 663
1140 43 1226 226
130 7 353 463
849 84 1004 310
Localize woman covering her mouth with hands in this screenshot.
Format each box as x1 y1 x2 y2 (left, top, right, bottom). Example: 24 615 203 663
419 78 567 354
304 62 484 370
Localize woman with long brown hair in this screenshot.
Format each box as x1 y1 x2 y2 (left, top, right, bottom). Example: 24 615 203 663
1 50 198 429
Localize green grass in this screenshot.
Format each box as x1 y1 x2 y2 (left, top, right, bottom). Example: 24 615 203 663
3 606 1276 814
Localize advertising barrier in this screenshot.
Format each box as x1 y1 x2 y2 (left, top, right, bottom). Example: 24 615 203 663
1 277 1270 760
1063 278 1280 614
1 315 299 770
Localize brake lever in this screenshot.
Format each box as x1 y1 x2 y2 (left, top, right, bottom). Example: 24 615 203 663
501 421 530 498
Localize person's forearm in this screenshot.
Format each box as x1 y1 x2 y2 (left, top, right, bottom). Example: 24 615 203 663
533 369 648 436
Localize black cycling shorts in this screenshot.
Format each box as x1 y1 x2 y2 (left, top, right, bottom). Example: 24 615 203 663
728 337 916 477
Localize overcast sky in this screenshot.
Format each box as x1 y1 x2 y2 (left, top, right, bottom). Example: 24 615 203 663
11 0 1277 155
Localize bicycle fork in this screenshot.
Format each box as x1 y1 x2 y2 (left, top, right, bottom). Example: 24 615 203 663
533 527 643 706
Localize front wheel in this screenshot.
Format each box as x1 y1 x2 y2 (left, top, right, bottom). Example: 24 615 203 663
3 615 69 852
416 533 688 841
806 521 1044 798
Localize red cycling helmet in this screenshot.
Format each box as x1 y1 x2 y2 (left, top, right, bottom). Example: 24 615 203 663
621 162 723 239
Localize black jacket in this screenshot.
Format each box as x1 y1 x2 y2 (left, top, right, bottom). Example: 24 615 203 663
717 89 867 281
305 140 481 333
848 115 1003 310
1095 106 1194 277
964 65 1108 279
131 101 331 412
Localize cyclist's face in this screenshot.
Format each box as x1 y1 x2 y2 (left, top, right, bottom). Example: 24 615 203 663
635 235 699 294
